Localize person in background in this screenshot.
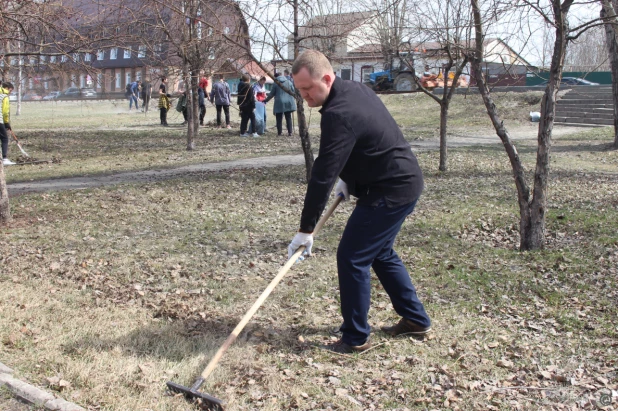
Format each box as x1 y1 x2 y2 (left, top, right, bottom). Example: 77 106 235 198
264 72 296 137
158 87 171 127
141 79 152 112
159 76 168 94
210 75 232 129
198 77 208 126
0 82 16 165
237 74 258 138
129 80 141 111
253 76 268 131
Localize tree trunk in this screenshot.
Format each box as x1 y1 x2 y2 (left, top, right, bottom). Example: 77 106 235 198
295 96 314 181
469 0 570 251
184 62 195 151
0 164 10 225
438 100 448 171
602 1 618 149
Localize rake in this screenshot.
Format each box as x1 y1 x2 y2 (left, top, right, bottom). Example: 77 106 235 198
167 195 344 410
10 130 30 158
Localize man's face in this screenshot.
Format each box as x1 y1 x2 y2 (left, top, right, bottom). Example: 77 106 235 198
293 67 334 107
259 79 266 86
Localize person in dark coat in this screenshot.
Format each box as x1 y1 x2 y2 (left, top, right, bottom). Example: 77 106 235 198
287 49 431 354
210 75 232 128
237 74 258 137
141 80 152 112
264 72 296 136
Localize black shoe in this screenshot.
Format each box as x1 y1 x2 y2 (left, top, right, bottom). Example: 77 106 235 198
320 338 371 354
381 318 431 337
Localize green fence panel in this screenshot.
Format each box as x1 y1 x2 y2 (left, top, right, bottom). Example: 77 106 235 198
526 71 612 85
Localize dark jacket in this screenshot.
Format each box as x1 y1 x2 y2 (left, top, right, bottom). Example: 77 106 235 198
198 88 205 107
299 77 424 232
237 81 255 110
210 80 231 106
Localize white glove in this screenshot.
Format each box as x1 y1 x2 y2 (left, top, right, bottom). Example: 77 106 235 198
288 232 313 259
335 179 349 201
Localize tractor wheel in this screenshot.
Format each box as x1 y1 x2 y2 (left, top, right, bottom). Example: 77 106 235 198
394 73 417 92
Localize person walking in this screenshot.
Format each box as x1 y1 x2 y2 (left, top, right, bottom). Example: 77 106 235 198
264 72 296 136
209 75 231 129
0 82 16 166
141 79 152 112
286 49 431 354
237 74 258 137
198 77 208 126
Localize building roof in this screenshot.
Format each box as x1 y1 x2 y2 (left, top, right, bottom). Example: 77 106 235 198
216 58 275 82
298 11 375 39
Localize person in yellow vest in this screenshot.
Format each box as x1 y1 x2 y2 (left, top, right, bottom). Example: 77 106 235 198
0 82 16 166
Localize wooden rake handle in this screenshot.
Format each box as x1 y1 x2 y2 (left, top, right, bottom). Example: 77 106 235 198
199 195 344 380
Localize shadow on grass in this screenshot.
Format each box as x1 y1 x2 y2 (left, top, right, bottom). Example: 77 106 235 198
62 315 331 362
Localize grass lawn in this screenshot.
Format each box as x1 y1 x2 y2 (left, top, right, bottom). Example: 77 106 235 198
1 94 617 410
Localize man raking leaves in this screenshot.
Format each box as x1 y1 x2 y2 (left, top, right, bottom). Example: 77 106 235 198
287 49 432 354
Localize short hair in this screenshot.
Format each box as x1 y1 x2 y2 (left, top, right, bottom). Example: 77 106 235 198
219 74 225 80
292 49 333 78
2 82 14 90
161 76 167 81
259 76 266 82
284 69 290 75
241 74 250 82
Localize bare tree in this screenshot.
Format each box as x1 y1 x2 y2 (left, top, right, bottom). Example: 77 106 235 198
601 0 618 149
404 0 473 171
565 24 609 71
467 0 602 250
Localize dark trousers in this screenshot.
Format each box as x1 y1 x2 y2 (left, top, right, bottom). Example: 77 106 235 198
199 105 206 125
160 108 168 125
337 199 430 346
182 109 188 122
0 123 8 159
216 105 230 126
142 95 150 112
239 107 256 134
276 111 293 135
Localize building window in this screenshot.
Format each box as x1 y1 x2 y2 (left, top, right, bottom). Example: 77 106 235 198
97 50 104 60
136 71 142 81
80 74 85 88
126 72 131 87
84 53 92 62
138 45 146 58
50 55 56 63
61 55 67 62
40 55 46 62
361 66 374 83
207 28 213 36
97 73 103 89
73 53 79 62
29 57 36 65
110 48 117 60
115 75 121 89
123 48 131 59
224 26 230 34
154 44 162 56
